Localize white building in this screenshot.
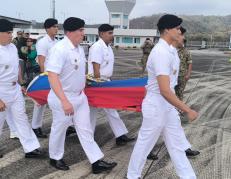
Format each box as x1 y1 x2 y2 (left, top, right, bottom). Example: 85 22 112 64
14 27 157 48
84 28 157 48
105 0 136 29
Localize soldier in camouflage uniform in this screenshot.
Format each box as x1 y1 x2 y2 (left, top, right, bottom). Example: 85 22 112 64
175 39 192 100
140 38 154 76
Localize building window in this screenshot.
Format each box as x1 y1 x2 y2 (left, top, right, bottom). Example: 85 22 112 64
134 37 140 44
111 14 120 18
113 25 121 29
123 26 128 29
88 35 95 42
123 15 128 19
116 37 120 43
122 37 133 44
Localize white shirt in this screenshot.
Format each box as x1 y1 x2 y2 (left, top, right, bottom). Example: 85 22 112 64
145 39 179 94
88 38 114 79
36 34 57 69
46 36 86 98
0 43 21 103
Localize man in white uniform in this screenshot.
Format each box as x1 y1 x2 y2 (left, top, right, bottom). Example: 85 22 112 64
47 17 117 173
88 24 135 146
31 18 58 138
6 112 18 139
0 19 45 159
147 27 200 160
172 27 200 157
127 15 198 179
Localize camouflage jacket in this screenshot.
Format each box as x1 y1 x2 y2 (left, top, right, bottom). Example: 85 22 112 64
141 40 154 54
178 47 192 77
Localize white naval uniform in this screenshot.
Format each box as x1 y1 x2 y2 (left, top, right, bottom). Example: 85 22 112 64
88 38 128 137
32 34 57 129
127 39 196 179
0 43 40 153
6 111 18 135
172 46 191 151
46 36 104 163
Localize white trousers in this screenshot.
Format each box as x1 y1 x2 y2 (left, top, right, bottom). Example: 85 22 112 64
127 93 196 179
48 92 104 163
90 107 128 138
0 92 40 153
31 104 46 129
6 111 17 133
180 126 191 151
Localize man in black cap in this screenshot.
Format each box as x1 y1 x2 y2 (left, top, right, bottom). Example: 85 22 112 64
0 19 45 159
46 17 117 173
147 27 200 161
88 23 135 146
127 14 197 179
31 18 59 138
172 27 200 158
175 27 193 101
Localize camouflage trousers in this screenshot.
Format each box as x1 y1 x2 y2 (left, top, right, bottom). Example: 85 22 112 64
175 76 187 101
141 54 149 74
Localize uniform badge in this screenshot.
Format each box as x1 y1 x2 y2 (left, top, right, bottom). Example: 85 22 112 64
74 59 78 70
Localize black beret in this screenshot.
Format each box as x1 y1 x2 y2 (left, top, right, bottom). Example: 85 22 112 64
157 14 182 31
44 18 58 29
98 24 114 32
0 19 13 32
63 17 85 32
180 26 186 34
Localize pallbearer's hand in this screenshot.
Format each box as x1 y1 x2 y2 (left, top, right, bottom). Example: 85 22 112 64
185 75 190 81
0 99 6 112
187 109 198 122
62 100 74 116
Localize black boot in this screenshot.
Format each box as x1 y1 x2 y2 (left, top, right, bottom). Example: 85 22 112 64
33 128 47 138
147 152 158 160
50 158 69 171
185 148 200 158
116 135 136 146
92 160 117 174
25 149 46 159
66 126 76 136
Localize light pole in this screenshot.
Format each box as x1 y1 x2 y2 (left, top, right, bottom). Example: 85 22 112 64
51 0 55 18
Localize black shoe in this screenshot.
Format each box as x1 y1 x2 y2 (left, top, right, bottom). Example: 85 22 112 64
92 160 117 174
0 154 3 158
185 148 200 158
66 126 76 137
25 149 46 159
50 158 70 171
147 152 158 160
33 128 47 138
116 135 136 146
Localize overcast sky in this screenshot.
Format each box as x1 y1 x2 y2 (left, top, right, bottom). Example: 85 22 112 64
0 0 230 24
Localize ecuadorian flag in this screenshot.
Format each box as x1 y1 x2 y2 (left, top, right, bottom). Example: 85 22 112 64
26 73 147 112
